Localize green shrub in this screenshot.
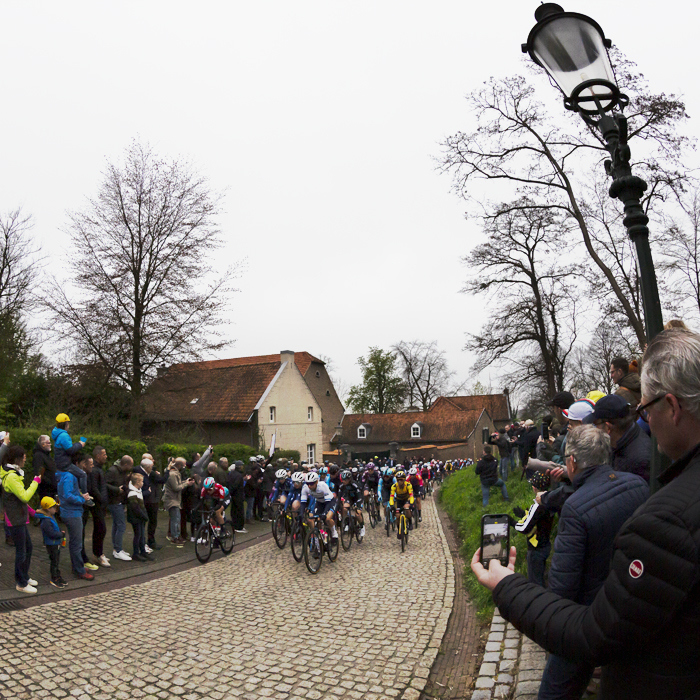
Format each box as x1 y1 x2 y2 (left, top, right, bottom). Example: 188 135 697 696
438 467 536 621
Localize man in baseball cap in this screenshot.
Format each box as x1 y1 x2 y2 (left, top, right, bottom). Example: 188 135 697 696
547 392 575 431
584 394 650 481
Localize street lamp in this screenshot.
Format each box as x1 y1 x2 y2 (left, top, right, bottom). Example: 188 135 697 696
522 3 665 491
522 3 664 342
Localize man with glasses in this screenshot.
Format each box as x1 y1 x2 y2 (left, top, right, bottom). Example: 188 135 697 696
471 329 700 699
583 394 651 482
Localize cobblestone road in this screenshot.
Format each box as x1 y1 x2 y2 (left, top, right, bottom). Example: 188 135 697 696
0 496 454 700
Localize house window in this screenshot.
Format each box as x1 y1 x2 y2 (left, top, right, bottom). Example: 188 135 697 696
308 407 313 421
326 390 331 396
269 406 276 423
411 423 421 438
307 444 316 463
358 426 367 439
315 371 321 378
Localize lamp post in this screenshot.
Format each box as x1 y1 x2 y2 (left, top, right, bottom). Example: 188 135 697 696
522 3 665 489
521 3 664 341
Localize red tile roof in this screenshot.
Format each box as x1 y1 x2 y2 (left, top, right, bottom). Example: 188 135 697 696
430 394 510 422
170 352 323 377
337 409 483 444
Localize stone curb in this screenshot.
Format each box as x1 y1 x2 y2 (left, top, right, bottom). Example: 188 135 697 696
470 608 546 700
404 495 456 700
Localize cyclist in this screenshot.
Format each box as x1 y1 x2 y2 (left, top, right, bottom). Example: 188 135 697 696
328 464 342 494
201 476 227 529
318 465 330 487
389 469 415 538
362 462 381 522
285 471 305 515
339 469 365 538
300 472 338 540
407 467 424 522
379 467 396 518
269 468 292 509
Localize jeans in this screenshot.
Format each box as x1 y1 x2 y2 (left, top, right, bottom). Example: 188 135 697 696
538 653 594 700
132 521 146 555
499 457 510 480
8 524 32 587
108 504 126 552
245 496 255 521
63 516 85 575
169 506 181 540
83 505 107 558
145 501 159 544
47 544 62 581
527 542 551 587
481 479 508 506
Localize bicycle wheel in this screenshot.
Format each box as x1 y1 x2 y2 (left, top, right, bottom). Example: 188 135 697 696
290 518 304 563
219 521 235 554
195 524 213 563
340 514 353 551
368 500 377 529
324 530 340 561
414 507 420 530
304 525 323 574
399 515 407 552
386 511 391 538
272 510 288 549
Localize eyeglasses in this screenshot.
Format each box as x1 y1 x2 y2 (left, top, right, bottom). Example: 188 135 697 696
636 395 664 423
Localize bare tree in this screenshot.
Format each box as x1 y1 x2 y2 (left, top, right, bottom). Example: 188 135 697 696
393 340 454 410
439 55 690 348
45 141 237 436
464 200 578 402
0 209 38 317
658 183 700 324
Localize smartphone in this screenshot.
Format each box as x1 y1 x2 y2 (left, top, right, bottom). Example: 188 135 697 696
541 423 549 441
480 514 510 569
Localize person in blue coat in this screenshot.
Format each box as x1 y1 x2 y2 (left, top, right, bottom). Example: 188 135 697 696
52 413 94 507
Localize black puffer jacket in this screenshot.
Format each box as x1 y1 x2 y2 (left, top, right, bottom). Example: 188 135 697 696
612 422 651 482
33 442 57 498
475 454 499 486
515 426 541 466
548 465 649 605
493 442 700 699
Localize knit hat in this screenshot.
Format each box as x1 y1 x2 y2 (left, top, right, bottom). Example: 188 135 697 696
528 471 550 490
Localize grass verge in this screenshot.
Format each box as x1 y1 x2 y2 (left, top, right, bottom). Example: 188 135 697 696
437 467 535 622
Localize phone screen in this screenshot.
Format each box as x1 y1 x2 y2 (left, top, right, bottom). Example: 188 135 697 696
480 514 510 569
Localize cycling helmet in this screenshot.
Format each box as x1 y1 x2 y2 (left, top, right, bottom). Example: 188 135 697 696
292 471 305 483
408 467 418 475
387 468 395 476
223 487 230 497
305 472 319 483
275 468 288 479
319 466 328 476
203 476 215 489
351 466 358 474
395 470 406 479
340 469 352 480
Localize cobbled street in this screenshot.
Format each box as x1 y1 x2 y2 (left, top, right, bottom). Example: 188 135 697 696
0 497 454 700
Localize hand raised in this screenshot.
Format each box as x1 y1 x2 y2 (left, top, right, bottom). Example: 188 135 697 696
470 546 517 591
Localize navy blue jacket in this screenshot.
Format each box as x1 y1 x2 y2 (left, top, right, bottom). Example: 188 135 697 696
612 422 651 482
548 464 649 605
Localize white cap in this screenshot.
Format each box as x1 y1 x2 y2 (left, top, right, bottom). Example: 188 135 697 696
564 400 595 422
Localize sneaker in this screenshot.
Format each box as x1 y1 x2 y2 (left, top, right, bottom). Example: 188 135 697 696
27 578 38 586
16 584 37 594
166 535 175 543
113 550 132 561
175 537 188 545
144 544 153 554
148 542 163 550
98 555 111 567
143 553 155 561
75 572 94 580
196 538 206 545
235 528 248 534
132 553 147 562
50 579 64 589
360 526 366 537
190 536 196 543
344 525 349 532
84 562 99 571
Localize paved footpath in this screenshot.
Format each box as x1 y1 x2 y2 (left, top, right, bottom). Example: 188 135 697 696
0 496 454 700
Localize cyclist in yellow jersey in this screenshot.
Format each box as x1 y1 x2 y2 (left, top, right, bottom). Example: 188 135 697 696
389 470 414 536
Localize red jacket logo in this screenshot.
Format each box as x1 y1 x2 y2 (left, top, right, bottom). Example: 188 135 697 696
629 560 644 579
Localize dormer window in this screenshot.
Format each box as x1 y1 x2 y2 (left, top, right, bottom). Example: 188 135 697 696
358 426 367 439
411 422 422 438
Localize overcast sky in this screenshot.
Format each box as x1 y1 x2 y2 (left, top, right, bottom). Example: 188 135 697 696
3 1 698 399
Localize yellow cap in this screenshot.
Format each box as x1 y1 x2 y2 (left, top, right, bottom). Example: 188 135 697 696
55 413 71 423
585 391 606 404
40 496 59 510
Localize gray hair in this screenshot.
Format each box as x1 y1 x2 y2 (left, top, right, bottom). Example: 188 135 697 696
565 425 611 469
642 329 700 420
